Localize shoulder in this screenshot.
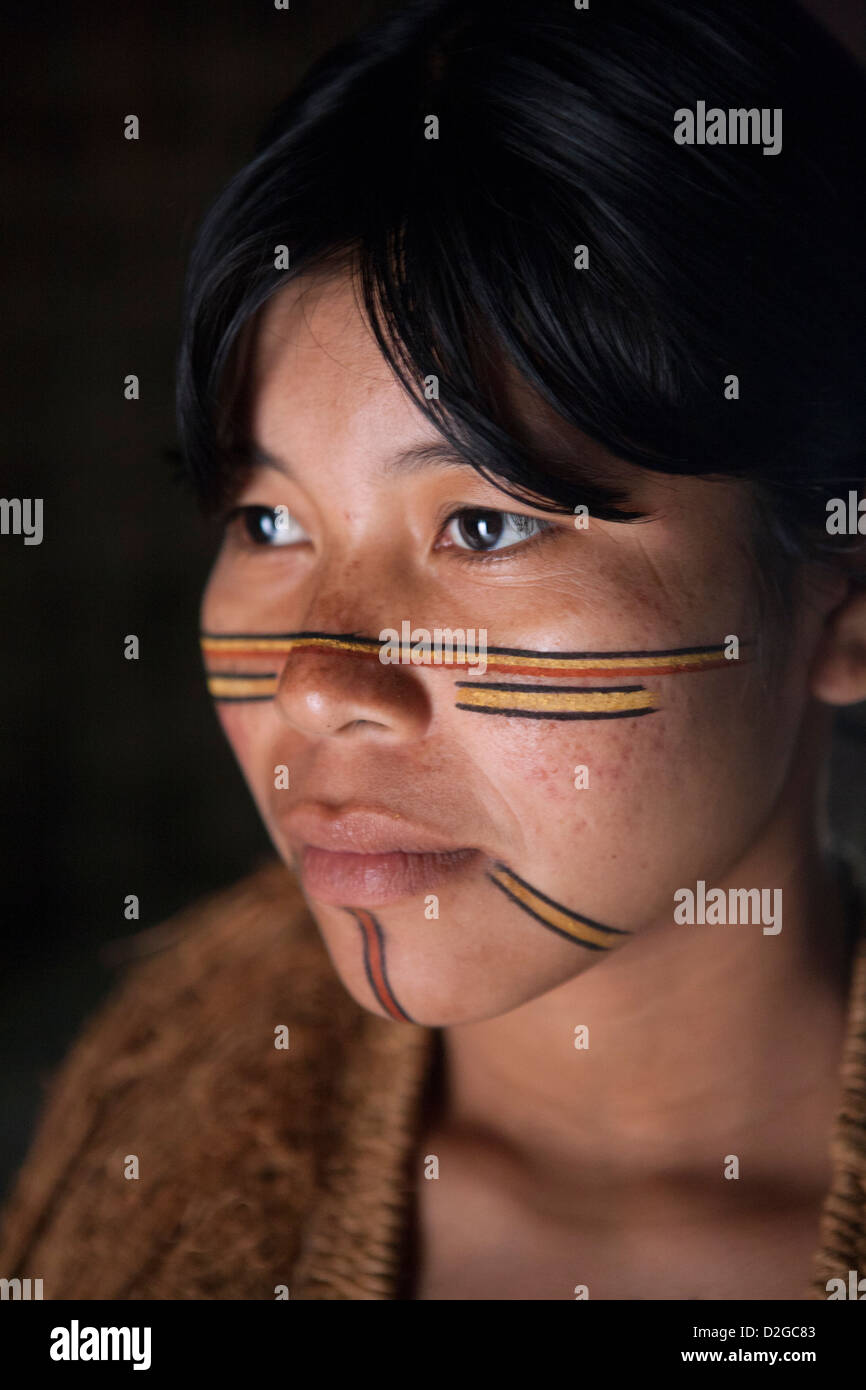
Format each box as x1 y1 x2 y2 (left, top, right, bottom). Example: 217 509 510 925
0 859 364 1298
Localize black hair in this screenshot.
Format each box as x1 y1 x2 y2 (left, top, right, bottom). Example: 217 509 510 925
176 0 864 567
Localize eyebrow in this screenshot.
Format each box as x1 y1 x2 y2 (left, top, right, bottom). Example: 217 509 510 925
237 439 646 521
246 439 477 480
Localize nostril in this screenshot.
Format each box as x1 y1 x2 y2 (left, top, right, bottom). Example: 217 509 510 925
326 720 383 739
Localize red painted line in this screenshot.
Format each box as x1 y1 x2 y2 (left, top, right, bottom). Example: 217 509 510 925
354 910 414 1023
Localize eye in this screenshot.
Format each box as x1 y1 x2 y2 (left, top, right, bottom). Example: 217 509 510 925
226 505 309 548
442 509 552 554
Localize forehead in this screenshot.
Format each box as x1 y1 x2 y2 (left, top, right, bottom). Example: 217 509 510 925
248 269 411 431
246 267 627 482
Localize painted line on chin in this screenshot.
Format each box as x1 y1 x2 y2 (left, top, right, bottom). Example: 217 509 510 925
347 907 416 1023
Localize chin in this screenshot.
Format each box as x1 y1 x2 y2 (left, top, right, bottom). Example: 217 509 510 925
321 930 591 1028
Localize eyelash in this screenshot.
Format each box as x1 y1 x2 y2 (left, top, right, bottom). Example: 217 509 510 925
438 509 558 562
222 504 560 561
223 505 305 550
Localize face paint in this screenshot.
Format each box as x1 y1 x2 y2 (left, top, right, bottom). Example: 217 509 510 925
205 673 278 701
201 632 381 660
346 865 627 1022
472 643 743 677
489 862 631 951
454 682 658 719
201 632 747 713
202 632 740 673
330 866 633 1020
346 908 415 1022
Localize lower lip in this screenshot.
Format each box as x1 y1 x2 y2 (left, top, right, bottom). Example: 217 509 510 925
299 845 480 906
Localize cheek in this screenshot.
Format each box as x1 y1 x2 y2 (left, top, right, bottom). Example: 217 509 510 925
467 714 656 828
200 550 298 634
200 559 234 631
214 704 270 800
489 719 605 805
481 660 787 808
454 664 794 924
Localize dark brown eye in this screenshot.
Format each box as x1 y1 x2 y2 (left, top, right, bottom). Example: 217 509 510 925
226 505 307 547
445 509 547 552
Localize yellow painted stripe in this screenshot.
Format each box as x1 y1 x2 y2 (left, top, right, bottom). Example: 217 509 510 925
200 636 373 657
490 866 621 950
456 686 657 714
206 675 278 698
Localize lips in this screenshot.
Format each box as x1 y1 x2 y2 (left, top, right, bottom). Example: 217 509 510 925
300 845 479 906
277 803 481 906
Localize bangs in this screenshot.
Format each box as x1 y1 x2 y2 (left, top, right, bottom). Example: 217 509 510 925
176 0 865 545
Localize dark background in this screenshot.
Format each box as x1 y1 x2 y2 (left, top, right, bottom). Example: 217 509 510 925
1 0 864 1203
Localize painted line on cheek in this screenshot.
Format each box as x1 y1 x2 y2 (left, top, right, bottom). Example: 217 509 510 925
205 673 278 701
200 632 381 659
488 862 631 951
200 633 745 677
480 645 736 677
455 682 658 719
348 908 416 1023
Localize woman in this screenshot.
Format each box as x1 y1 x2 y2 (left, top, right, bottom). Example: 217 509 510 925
1 0 864 1300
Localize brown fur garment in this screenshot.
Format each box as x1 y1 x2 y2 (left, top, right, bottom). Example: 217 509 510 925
0 860 434 1299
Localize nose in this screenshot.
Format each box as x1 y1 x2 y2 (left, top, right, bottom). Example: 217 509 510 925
274 643 432 741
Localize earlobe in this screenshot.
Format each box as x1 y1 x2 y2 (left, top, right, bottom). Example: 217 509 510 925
809 584 866 707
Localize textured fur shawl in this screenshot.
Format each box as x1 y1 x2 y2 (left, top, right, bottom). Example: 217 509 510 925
0 860 434 1299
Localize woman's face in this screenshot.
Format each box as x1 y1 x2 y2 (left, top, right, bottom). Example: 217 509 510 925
200 270 836 1026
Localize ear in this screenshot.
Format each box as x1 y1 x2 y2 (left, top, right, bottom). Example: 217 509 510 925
809 580 866 706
